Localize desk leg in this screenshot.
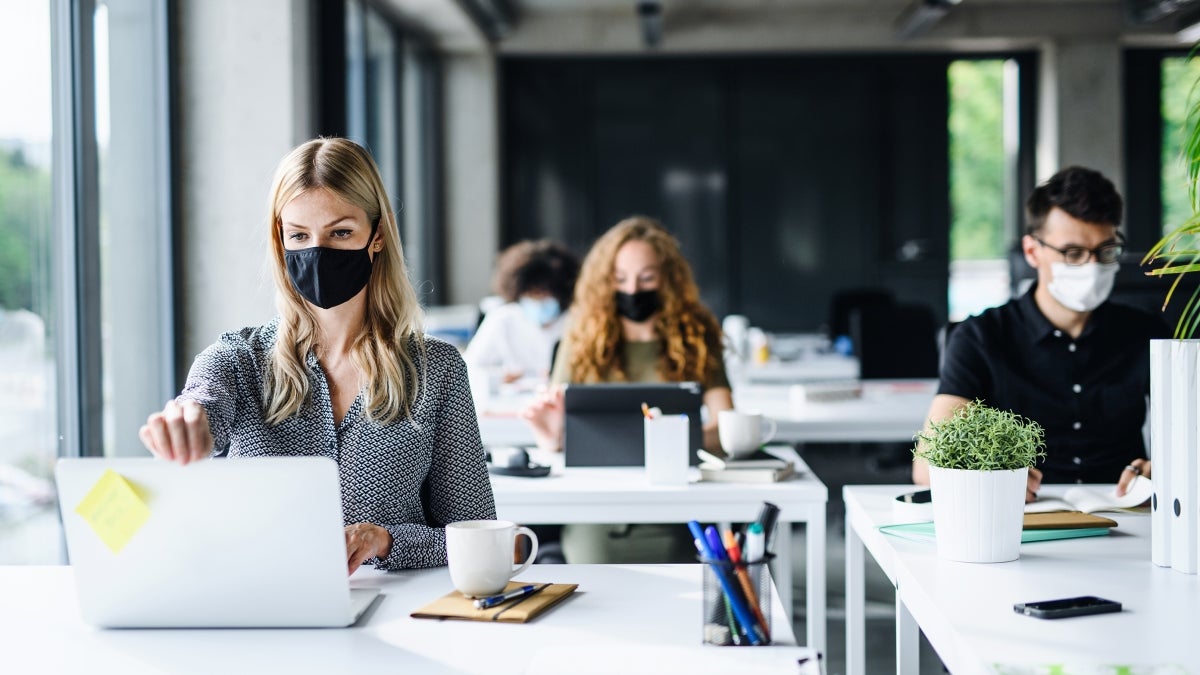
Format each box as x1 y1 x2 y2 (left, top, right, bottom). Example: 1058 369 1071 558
845 514 865 675
804 508 826 656
774 523 793 628
896 591 919 675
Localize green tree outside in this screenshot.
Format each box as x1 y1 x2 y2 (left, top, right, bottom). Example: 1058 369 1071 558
0 147 50 311
948 60 1005 261
1162 56 1200 235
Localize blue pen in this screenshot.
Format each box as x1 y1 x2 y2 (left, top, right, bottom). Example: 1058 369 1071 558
473 584 541 609
701 525 766 645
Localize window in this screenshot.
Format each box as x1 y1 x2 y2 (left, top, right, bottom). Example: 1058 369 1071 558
1161 56 1200 235
0 0 59 564
0 0 172 564
947 58 1021 321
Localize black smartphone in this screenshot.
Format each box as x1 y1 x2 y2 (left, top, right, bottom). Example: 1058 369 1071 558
1013 596 1121 619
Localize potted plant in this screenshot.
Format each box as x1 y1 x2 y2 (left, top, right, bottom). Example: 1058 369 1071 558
914 400 1046 563
1141 55 1200 574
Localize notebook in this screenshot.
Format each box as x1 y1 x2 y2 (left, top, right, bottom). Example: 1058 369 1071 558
563 382 703 467
55 456 380 628
411 580 578 623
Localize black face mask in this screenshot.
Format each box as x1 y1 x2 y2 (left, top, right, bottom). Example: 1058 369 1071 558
614 290 661 323
284 224 377 309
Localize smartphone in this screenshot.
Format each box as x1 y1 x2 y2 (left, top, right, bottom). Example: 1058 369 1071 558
896 489 932 504
1013 596 1121 619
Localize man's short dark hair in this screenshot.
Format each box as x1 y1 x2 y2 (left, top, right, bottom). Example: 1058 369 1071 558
1025 166 1123 235
491 239 580 309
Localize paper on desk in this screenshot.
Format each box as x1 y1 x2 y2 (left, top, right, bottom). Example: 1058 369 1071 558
1024 476 1154 514
526 645 820 675
73 469 150 554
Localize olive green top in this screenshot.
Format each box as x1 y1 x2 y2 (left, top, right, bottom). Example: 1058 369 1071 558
550 338 729 391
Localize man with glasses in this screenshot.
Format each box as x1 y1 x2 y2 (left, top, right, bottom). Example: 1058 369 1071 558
913 166 1168 499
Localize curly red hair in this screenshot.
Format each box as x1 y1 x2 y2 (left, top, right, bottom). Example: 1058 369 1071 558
564 216 723 385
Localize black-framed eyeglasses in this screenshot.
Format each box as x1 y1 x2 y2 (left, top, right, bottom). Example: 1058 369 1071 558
1032 233 1125 266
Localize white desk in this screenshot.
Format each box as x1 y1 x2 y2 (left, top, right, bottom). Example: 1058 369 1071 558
0 564 811 675
737 379 936 444
490 458 829 654
843 485 1200 675
477 379 936 447
738 354 859 384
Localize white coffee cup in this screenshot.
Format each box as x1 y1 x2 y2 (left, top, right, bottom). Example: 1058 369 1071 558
717 409 778 459
445 520 539 598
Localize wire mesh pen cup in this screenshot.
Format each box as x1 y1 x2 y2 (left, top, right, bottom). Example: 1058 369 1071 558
699 554 774 646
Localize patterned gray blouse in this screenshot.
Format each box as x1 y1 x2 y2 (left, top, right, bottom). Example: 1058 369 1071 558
178 318 497 570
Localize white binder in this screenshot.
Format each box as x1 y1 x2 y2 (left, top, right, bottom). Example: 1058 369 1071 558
1168 340 1198 574
1149 340 1172 568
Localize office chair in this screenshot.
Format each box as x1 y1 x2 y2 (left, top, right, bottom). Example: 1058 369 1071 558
850 303 940 380
827 288 895 341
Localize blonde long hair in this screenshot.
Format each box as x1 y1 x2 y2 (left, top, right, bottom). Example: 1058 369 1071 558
564 216 722 384
263 138 424 426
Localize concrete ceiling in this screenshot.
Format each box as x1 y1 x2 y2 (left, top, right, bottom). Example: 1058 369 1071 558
386 0 1193 54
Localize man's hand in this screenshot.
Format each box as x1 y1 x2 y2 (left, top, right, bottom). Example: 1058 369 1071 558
345 523 392 575
1026 466 1042 503
1115 458 1150 497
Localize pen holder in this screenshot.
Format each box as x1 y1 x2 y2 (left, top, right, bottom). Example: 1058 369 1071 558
699 555 773 646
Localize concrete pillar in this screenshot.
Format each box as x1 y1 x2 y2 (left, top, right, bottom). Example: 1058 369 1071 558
1036 38 1124 191
442 52 499 305
174 0 312 374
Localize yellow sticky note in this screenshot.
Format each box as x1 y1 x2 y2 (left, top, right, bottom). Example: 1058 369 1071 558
74 469 150 554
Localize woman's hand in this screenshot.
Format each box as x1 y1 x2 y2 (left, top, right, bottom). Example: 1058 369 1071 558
1115 458 1150 497
345 523 392 575
139 399 213 465
519 385 565 452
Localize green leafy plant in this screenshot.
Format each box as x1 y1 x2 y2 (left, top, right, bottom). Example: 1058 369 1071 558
1144 53 1200 338
913 400 1046 471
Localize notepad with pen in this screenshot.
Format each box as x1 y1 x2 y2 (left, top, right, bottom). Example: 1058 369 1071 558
410 581 578 623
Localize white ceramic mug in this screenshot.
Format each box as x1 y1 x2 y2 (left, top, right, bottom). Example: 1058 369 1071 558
717 409 778 459
445 520 539 597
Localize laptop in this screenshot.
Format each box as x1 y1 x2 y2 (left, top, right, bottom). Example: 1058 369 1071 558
55 456 380 628
563 382 704 467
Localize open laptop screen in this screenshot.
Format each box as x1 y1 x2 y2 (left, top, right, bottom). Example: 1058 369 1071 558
563 382 703 467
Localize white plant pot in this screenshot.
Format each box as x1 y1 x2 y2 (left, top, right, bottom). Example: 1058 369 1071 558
928 465 1028 563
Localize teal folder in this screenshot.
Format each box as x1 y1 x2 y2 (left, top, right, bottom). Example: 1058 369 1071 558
879 521 1111 544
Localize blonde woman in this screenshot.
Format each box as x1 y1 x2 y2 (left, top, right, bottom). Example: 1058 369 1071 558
140 138 495 572
521 216 733 563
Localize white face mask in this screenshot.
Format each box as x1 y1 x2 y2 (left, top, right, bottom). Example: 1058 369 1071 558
1046 262 1118 312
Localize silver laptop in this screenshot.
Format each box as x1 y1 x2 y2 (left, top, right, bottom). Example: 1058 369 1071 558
55 456 379 628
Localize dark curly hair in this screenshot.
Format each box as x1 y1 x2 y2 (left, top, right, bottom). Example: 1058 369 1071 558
1025 166 1123 235
491 240 580 309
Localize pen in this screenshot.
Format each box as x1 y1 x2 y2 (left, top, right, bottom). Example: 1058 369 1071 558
755 501 780 555
723 529 770 638
744 522 765 563
473 584 542 609
703 525 766 645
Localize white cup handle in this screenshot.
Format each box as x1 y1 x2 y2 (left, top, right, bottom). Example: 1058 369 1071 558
511 526 539 578
762 417 778 445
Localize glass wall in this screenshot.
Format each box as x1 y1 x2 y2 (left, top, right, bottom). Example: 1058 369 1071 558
0 0 60 563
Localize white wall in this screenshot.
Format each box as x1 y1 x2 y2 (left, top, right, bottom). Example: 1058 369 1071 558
174 0 312 371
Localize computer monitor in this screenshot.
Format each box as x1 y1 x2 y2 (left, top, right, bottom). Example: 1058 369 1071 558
563 382 704 467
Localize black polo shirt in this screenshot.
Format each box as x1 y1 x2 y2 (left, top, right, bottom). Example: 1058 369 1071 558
938 286 1168 484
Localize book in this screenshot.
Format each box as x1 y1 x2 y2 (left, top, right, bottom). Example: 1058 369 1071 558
698 462 796 483
410 581 578 623
879 521 1111 544
1024 476 1153 515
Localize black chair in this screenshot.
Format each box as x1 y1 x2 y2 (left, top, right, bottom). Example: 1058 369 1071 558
850 303 940 380
827 288 895 340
